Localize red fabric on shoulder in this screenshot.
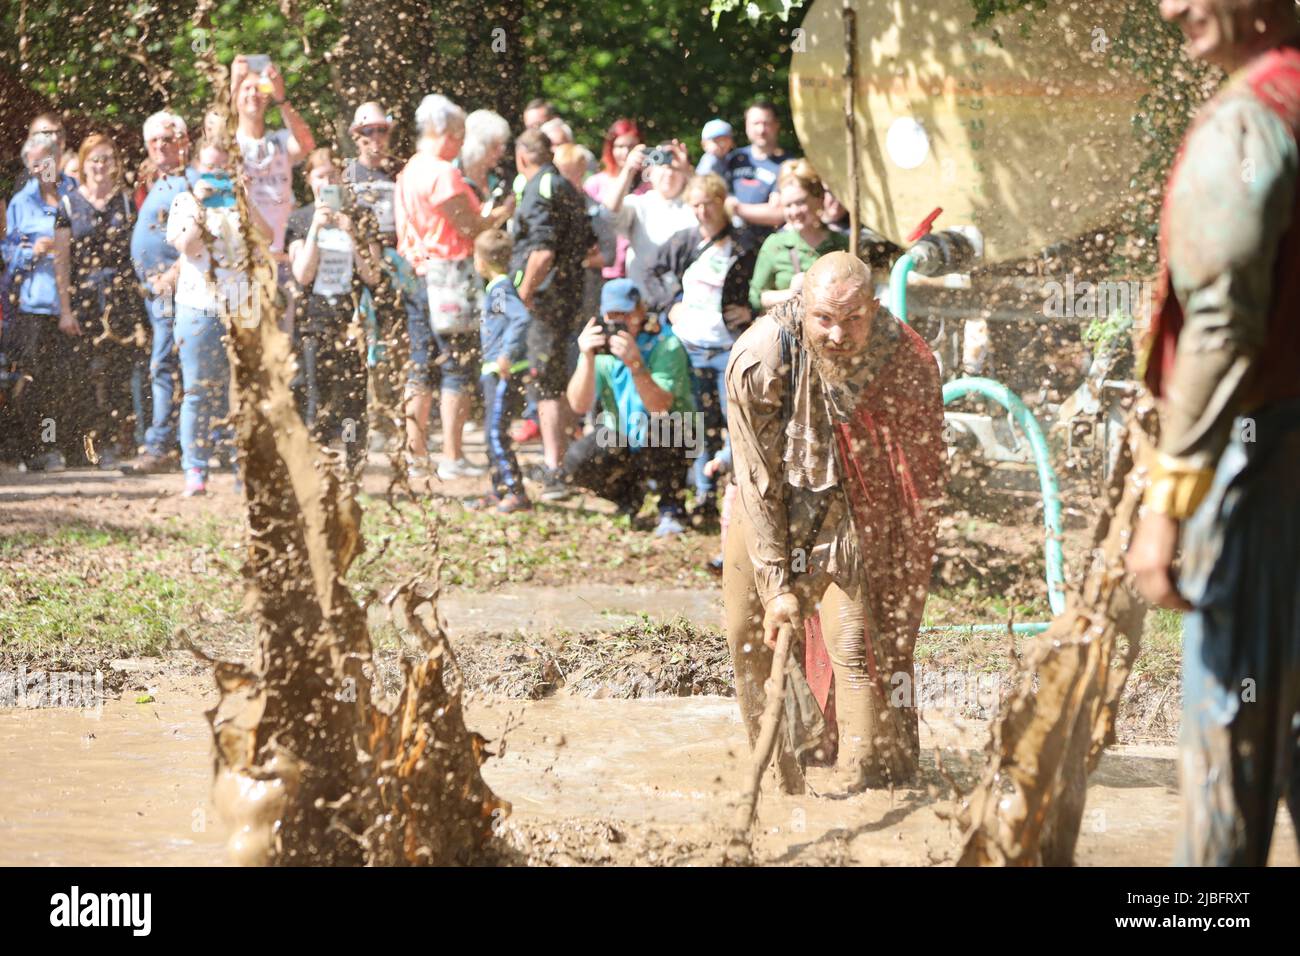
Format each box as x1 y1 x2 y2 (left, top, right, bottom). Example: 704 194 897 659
805 320 945 721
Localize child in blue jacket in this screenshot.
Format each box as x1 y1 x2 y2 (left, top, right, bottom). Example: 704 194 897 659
472 229 532 512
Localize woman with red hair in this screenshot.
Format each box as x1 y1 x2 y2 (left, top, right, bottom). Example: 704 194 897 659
584 118 642 279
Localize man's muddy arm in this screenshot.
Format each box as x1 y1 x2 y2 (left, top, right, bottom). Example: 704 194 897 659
1151 96 1296 517
724 335 793 606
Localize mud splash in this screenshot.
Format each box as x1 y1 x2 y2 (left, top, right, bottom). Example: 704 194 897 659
190 21 501 866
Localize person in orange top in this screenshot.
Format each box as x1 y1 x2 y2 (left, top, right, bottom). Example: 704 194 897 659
394 93 509 482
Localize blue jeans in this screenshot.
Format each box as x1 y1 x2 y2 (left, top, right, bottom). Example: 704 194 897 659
481 371 525 497
682 340 732 500
144 301 179 456
402 275 477 395
175 304 231 475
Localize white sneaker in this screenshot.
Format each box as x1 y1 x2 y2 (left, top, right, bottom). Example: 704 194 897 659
437 457 486 480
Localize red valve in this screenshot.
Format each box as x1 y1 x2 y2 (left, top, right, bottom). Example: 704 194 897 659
906 207 943 243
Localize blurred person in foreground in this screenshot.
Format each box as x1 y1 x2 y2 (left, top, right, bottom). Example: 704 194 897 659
1128 0 1300 866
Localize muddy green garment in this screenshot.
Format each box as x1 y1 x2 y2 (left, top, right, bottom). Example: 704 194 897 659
1148 43 1300 865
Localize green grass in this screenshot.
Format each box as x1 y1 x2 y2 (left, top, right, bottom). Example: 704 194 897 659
0 517 245 665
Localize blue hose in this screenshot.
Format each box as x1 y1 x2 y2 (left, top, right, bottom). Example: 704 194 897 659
888 251 1066 631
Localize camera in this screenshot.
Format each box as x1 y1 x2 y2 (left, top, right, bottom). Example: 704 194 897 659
597 316 626 353
644 146 674 167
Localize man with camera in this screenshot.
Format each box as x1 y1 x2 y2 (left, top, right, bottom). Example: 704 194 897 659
723 252 944 794
602 139 697 298
562 278 696 537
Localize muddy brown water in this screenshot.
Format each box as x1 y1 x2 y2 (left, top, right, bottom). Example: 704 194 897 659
4 672 1294 866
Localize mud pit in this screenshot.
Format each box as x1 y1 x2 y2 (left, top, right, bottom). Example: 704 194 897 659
3 453 1297 866
4 669 1295 866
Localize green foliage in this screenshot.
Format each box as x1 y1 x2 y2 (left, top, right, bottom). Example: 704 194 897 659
522 0 797 153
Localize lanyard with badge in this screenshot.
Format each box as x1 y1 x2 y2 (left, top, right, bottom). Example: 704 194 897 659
312 227 354 299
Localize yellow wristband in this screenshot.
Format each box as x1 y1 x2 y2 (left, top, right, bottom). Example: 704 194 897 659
1142 452 1215 519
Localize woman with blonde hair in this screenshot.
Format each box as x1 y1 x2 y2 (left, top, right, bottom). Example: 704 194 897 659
748 158 849 312
63 132 150 466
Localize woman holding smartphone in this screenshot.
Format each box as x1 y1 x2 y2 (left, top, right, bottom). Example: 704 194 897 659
166 140 270 497
286 147 381 470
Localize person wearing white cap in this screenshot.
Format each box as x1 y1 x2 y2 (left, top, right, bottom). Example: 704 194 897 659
696 119 733 177
345 102 398 243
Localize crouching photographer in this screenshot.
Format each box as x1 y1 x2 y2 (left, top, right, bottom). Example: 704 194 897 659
559 279 697 538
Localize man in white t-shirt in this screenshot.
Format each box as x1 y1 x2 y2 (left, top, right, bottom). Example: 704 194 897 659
602 140 697 296
230 54 316 254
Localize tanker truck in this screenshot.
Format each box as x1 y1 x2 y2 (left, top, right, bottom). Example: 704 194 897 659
788 0 1160 625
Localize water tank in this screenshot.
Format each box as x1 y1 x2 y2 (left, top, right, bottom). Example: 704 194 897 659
790 0 1150 263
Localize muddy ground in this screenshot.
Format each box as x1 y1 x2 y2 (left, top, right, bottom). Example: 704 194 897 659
1 427 1295 866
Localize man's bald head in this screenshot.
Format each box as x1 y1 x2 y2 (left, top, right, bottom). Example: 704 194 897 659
804 252 874 315
805 251 871 292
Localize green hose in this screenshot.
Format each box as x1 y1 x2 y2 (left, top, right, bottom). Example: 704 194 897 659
888 251 1066 630
889 250 917 323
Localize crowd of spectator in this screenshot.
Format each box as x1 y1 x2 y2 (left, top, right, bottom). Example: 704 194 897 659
1 75 894 538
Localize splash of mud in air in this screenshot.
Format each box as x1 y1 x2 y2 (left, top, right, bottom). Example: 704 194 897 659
955 399 1157 866
191 4 505 866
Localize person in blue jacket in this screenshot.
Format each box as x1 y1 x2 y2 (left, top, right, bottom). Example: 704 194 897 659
1 134 76 470
121 111 196 474
471 228 532 513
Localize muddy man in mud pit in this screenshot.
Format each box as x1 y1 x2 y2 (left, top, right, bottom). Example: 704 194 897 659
723 251 945 794
1128 0 1300 866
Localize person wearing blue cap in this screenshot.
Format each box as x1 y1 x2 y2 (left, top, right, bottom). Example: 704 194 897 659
562 278 698 537
696 119 734 178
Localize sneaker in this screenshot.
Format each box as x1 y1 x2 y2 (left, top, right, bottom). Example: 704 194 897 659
42 450 66 472
96 446 121 471
653 512 687 538
510 418 541 444
464 493 502 512
437 457 486 480
496 492 532 514
119 452 172 475
539 468 570 502
182 469 206 498
707 554 724 576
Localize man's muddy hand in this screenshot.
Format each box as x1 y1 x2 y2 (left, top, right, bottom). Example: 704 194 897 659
1127 511 1193 611
762 593 801 649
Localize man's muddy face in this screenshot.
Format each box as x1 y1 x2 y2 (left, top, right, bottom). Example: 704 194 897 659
803 279 877 383
1158 0 1257 66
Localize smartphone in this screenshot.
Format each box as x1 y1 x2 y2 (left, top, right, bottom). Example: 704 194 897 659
199 173 236 209
320 184 343 212
244 54 270 74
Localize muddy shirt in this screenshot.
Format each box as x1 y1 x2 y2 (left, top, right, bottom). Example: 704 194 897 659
1160 91 1298 473
724 298 904 606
